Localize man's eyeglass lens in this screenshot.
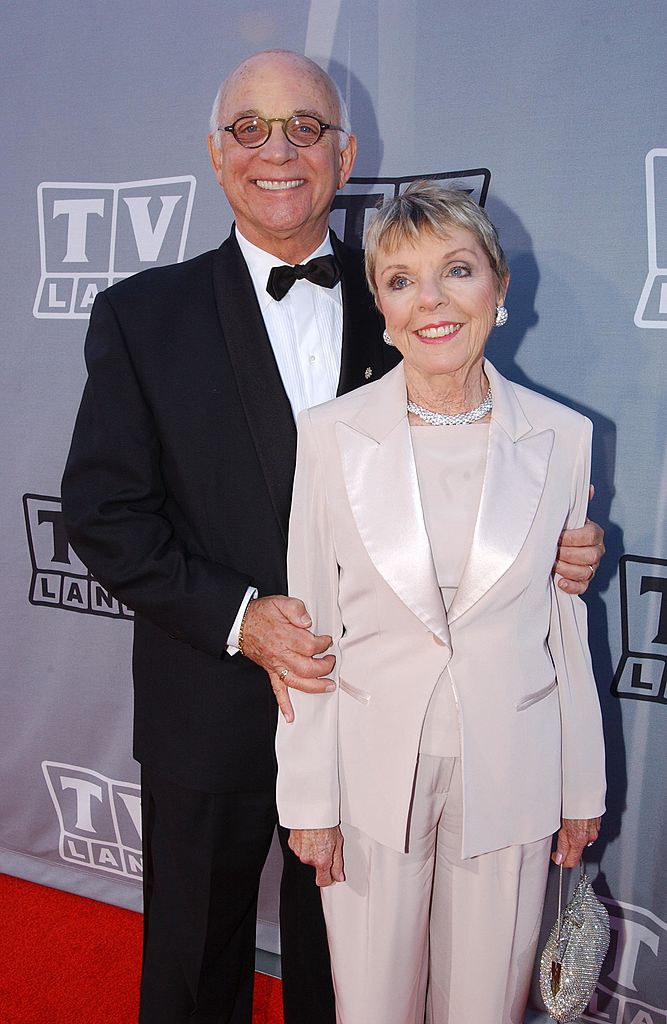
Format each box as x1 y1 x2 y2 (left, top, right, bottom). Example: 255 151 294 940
223 116 339 148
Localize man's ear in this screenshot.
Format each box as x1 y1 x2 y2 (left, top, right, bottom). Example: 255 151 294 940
337 134 357 190
207 134 223 185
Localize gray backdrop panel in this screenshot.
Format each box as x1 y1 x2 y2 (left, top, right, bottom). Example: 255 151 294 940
2 1 665 1018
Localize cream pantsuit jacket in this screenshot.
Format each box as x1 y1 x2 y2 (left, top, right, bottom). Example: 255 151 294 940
276 360 606 859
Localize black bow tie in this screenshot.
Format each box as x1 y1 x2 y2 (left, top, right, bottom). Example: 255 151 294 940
266 254 341 301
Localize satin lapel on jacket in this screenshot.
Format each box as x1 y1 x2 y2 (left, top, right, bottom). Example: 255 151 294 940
332 232 389 396
447 361 555 623
336 363 450 646
212 232 296 545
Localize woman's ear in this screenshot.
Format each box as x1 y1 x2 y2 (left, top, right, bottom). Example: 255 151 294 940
498 271 510 306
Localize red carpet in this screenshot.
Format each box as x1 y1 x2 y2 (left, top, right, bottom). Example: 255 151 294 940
0 874 283 1024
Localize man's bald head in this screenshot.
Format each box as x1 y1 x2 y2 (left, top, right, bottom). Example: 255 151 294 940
209 50 351 147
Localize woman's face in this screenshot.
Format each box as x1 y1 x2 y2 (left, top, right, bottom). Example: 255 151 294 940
374 225 506 386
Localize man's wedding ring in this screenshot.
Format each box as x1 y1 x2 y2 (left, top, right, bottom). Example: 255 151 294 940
587 564 596 579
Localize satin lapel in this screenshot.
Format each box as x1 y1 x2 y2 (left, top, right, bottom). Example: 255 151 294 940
332 232 388 396
447 363 554 623
337 364 450 646
212 232 296 545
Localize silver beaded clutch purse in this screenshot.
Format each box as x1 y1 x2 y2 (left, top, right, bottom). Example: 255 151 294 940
539 862 610 1023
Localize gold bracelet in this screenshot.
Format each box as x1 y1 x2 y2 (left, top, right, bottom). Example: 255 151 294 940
237 598 254 657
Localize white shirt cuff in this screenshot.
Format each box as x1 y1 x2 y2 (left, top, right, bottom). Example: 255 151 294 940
226 587 258 655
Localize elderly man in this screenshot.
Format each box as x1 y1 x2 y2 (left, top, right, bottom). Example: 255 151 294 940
61 50 604 1024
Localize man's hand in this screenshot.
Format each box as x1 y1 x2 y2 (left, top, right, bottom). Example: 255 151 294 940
240 595 335 721
555 487 605 595
288 826 345 887
552 817 602 868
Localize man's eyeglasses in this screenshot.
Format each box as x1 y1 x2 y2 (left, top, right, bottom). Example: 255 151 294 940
219 115 346 149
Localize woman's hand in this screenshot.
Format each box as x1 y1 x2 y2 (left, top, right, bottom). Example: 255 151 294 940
552 817 602 868
288 826 345 887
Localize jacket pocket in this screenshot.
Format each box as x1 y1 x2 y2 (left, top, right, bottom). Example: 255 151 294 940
339 678 371 705
516 678 557 712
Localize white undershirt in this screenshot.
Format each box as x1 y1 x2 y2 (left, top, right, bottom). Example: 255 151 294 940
228 228 344 651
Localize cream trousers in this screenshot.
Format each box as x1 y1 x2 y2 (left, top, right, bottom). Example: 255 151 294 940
321 757 551 1024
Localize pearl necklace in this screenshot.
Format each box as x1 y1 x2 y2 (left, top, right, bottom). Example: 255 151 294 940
407 387 493 426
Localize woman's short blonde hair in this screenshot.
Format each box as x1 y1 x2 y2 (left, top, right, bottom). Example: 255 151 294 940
364 180 509 301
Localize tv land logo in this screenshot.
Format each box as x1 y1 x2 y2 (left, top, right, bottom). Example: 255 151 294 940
43 762 142 880
34 175 195 319
32 168 486 318
23 494 132 620
611 556 667 704
581 898 666 1023
635 148 667 329
331 167 490 250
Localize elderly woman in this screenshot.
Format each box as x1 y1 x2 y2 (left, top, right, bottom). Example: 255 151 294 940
276 182 605 1024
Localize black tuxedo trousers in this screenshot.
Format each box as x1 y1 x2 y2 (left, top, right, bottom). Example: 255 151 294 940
62 230 399 1024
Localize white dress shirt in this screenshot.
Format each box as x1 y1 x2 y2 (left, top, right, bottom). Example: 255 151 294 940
235 228 343 419
227 228 344 651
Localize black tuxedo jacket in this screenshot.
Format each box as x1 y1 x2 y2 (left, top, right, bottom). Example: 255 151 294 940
62 229 399 794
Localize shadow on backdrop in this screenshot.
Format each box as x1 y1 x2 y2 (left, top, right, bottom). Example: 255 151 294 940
484 197 626 1014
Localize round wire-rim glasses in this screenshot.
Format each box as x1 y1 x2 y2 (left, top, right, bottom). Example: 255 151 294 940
219 114 346 149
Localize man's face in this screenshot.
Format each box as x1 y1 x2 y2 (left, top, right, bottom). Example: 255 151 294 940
208 53 357 263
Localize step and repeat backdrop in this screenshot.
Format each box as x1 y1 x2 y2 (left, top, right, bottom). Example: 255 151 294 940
2 1 665 1018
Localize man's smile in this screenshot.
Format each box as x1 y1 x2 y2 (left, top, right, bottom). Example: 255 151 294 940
254 178 305 190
